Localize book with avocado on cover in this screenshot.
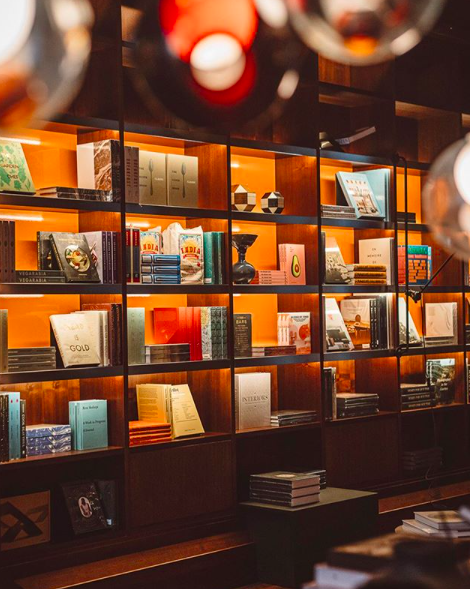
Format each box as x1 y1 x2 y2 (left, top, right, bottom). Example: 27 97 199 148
279 244 306 286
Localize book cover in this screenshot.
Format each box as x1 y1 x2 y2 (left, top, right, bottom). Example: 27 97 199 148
358 237 395 284
277 312 311 354
60 482 108 535
426 358 456 405
250 471 320 489
0 393 20 460
140 230 162 255
0 491 50 551
362 168 390 220
324 298 354 351
127 308 145 365
340 299 372 350
77 140 121 201
324 234 349 284
50 314 101 368
0 141 35 194
336 172 384 219
75 400 108 450
234 314 252 358
398 245 432 286
82 232 106 284
398 298 422 346
179 233 204 284
0 310 7 374
50 233 100 283
37 232 60 271
136 384 170 423
170 384 204 438
235 372 271 430
166 154 198 208
425 303 457 343
139 151 167 205
279 244 306 285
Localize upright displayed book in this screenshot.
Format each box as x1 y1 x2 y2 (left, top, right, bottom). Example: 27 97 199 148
0 141 35 194
426 358 456 404
235 372 271 430
61 481 108 535
138 151 167 205
170 384 205 438
166 154 199 208
49 233 100 283
324 298 354 351
69 400 108 451
323 234 349 284
0 221 15 282
425 302 458 346
74 310 109 367
0 392 20 460
323 367 337 420
358 237 395 284
398 245 432 286
361 168 390 220
163 223 204 284
279 244 306 285
50 314 101 368
82 231 119 284
277 312 311 354
340 299 371 350
398 298 422 346
234 313 252 358
127 308 145 365
203 232 225 285
81 303 123 366
336 172 384 219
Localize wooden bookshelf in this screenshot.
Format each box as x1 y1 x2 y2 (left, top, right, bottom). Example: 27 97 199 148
1 0 470 583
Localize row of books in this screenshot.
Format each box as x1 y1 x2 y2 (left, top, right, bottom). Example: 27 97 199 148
249 470 326 508
324 369 380 420
402 447 443 473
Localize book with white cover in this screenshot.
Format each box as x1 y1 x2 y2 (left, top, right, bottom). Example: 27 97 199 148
402 519 470 538
82 232 106 283
324 298 354 351
425 302 458 344
358 237 395 284
235 372 271 430
170 384 204 438
136 383 170 423
398 298 422 346
50 314 100 368
415 511 470 531
75 310 109 366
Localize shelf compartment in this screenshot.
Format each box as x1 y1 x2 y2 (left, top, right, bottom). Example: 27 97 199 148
0 366 123 385
126 203 228 220
128 359 231 375
233 285 318 295
0 193 121 213
235 354 320 368
236 423 320 438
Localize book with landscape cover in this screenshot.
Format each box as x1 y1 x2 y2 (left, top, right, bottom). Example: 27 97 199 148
398 298 422 346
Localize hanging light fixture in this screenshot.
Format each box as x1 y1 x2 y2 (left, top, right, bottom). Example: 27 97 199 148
133 0 303 129
285 0 446 66
423 135 470 261
0 0 94 130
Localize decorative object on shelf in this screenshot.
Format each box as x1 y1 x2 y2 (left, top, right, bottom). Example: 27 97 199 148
423 134 470 260
261 191 285 214
232 233 257 284
231 184 256 212
0 0 94 130
132 0 303 129
285 0 446 66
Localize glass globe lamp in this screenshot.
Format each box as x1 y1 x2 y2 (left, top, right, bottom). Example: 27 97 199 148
133 0 303 130
285 0 446 65
423 135 470 260
0 0 94 130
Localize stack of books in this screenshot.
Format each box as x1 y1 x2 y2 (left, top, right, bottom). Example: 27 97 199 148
309 469 327 490
26 424 72 457
398 245 432 286
321 204 357 220
402 511 470 538
69 400 108 451
8 347 56 373
37 186 113 202
249 471 321 508
252 345 297 357
141 254 181 285
129 421 172 447
145 344 190 364
336 393 379 419
400 383 436 410
15 270 65 284
270 410 317 427
346 264 387 285
402 447 443 473
251 270 287 285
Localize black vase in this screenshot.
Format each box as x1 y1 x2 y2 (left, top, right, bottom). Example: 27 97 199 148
232 234 258 284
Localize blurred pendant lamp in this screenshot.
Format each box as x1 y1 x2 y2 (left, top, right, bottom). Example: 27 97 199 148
423 135 470 261
133 0 303 129
0 0 94 131
285 0 446 65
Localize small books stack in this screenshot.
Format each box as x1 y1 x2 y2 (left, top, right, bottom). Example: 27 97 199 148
252 345 297 357
402 511 470 538
252 270 288 285
15 270 65 284
321 204 357 220
346 264 387 285
400 384 436 410
37 186 113 202
8 347 56 373
141 254 181 285
145 344 190 364
249 471 321 508
270 410 317 427
424 302 458 347
26 424 72 457
358 237 395 284
402 447 443 472
336 393 379 419
309 469 327 490
398 245 432 286
69 400 108 451
129 421 172 446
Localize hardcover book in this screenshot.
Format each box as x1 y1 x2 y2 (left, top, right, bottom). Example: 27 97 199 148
69 400 108 451
398 298 422 346
323 234 349 284
77 140 122 201
0 310 7 374
425 302 458 345
324 298 354 351
179 232 204 284
336 172 384 219
0 141 35 194
127 308 145 366
136 383 169 423
279 244 306 285
362 169 390 220
277 312 311 354
398 245 432 286
50 233 100 283
60 482 108 535
50 314 101 368
426 358 456 405
234 313 252 358
0 393 20 460
358 237 395 284
0 491 50 551
170 384 204 438
235 372 271 430
139 151 167 205
166 154 198 208
37 232 60 271
82 232 107 284
340 299 371 349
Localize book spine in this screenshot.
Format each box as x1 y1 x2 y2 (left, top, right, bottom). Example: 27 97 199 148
2 222 7 282
0 395 8 462
20 399 26 458
8 221 15 282
401 392 435 402
370 299 377 349
212 233 220 285
216 232 225 285
126 228 132 283
102 231 108 284
112 232 119 284
402 400 434 410
203 233 214 285
125 145 132 203
132 229 140 283
379 297 387 349
0 311 7 374
111 140 121 202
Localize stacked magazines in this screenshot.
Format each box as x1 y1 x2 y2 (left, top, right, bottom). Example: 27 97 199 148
8 347 56 372
145 344 190 364
336 393 379 419
270 410 317 427
402 511 470 538
129 421 172 447
321 205 357 220
252 345 297 357
402 447 443 472
249 471 321 508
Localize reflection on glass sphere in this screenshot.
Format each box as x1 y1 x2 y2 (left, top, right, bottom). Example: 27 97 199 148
133 0 303 130
423 135 470 261
285 0 446 65
0 0 94 130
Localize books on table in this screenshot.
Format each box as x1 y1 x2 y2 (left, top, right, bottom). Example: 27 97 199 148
424 302 458 346
235 372 271 430
249 471 321 507
402 511 470 538
336 393 379 419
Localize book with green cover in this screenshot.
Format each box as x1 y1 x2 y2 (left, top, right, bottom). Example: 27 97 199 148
0 141 35 194
69 400 108 451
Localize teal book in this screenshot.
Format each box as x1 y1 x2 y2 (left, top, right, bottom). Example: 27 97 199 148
215 232 225 285
69 401 78 450
0 393 21 459
362 169 390 220
203 233 215 285
69 400 108 450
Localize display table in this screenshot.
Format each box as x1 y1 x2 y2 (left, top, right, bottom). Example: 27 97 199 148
240 487 378 588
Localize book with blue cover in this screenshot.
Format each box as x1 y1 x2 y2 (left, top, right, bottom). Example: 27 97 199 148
362 169 390 220
0 393 20 460
26 424 72 438
69 400 108 451
336 172 384 220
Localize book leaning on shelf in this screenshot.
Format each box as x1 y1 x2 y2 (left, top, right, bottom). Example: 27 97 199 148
235 372 271 430
358 237 395 285
398 298 422 347
336 172 386 220
277 312 311 354
50 314 101 368
69 400 108 451
324 298 354 352
424 302 458 347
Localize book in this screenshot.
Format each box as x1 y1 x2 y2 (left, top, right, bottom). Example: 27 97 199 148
50 233 100 283
77 140 122 201
234 314 252 358
37 186 113 202
402 519 470 538
127 307 145 365
426 358 456 405
414 511 470 531
0 394 8 462
277 312 311 354
136 384 169 423
0 141 35 194
75 310 109 367
279 244 306 285
323 367 337 420
340 299 372 349
82 231 107 284
0 393 20 460
50 314 100 368
398 298 422 346
358 238 395 285
14 270 66 283
398 245 432 286
81 303 123 366
235 373 271 430
362 169 390 220
139 151 167 205
324 298 354 351
69 400 108 451
179 232 204 284
0 491 50 551
323 234 349 284
250 471 320 489
336 172 384 219
425 302 458 345
140 230 163 255
166 154 198 207
96 480 118 528
170 384 204 438
37 231 60 271
0 310 7 374
249 492 320 508
203 232 225 285
61 481 108 535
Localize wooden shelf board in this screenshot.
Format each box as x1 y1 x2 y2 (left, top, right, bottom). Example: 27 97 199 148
326 411 398 425
0 193 121 213
321 217 393 230
398 285 462 294
401 402 467 415
324 349 395 362
398 344 464 357
128 359 231 375
320 151 392 167
379 481 470 514
0 446 124 471
323 285 394 294
397 223 430 232
235 353 320 368
230 137 316 157
231 211 316 225
233 285 318 295
0 366 123 385
236 423 320 438
0 283 122 295
126 203 228 220
124 120 227 147
129 432 231 452
128 284 229 295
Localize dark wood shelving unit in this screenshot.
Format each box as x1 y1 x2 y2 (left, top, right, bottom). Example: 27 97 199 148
1 0 470 583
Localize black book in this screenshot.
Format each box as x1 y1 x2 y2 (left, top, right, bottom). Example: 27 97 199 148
50 233 100 283
37 231 61 271
61 481 108 535
95 480 118 528
323 367 337 421
234 314 252 358
0 394 9 462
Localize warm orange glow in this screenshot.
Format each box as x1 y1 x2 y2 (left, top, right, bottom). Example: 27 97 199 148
344 36 379 56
